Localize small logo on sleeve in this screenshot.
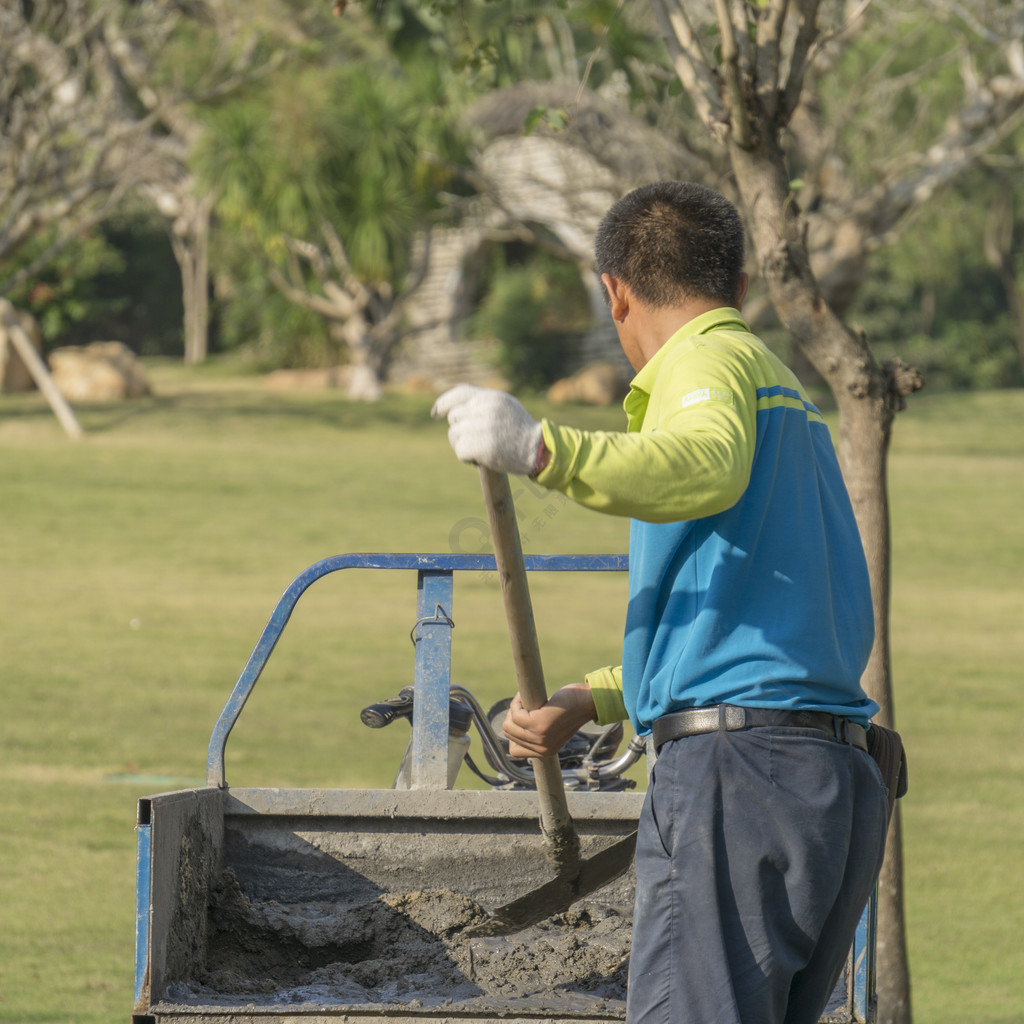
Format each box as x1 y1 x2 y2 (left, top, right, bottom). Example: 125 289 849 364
681 387 734 409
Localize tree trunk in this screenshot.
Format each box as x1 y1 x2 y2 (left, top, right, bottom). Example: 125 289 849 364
338 319 384 402
728 137 915 1024
0 299 83 440
187 195 213 365
876 805 912 1023
835 376 913 1024
171 192 214 365
983 186 1024 379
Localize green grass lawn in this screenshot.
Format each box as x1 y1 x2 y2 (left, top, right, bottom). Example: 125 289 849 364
1 366 1022 1023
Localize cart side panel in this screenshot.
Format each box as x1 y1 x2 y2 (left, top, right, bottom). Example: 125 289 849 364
144 788 225 1004
151 788 639 1020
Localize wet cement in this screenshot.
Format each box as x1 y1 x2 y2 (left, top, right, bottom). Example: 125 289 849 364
174 867 630 1016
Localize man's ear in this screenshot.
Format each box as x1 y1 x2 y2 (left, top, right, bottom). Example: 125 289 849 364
601 273 630 322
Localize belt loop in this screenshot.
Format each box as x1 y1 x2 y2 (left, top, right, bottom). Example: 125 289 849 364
833 716 848 745
718 704 728 733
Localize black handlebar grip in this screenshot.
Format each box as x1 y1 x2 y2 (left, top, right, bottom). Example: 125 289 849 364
360 686 415 728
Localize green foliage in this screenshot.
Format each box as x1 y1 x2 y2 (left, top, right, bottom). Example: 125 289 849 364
891 319 1021 391
74 213 184 357
849 174 1023 390
469 246 591 390
192 15 473 365
367 0 665 101
200 52 466 286
212 247 333 368
7 0 1020 393
813 18 968 191
3 209 188 358
525 105 570 133
4 229 125 348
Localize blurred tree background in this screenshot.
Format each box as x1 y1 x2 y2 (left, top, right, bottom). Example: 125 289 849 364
1 0 1021 394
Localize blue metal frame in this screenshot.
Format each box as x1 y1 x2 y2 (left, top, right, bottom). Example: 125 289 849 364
852 882 878 1021
134 812 152 1011
410 569 456 788
206 553 629 788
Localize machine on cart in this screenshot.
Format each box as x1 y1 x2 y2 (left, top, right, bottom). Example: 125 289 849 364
132 552 877 1023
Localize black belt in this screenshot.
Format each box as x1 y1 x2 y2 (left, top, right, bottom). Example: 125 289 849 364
651 704 868 752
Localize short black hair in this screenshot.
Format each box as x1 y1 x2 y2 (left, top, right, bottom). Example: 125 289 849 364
594 181 745 308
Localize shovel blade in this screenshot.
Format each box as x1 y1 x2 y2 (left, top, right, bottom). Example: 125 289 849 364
465 830 638 937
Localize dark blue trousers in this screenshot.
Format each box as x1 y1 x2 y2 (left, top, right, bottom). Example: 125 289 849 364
626 725 888 1024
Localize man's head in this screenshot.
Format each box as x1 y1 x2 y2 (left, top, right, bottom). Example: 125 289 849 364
594 182 746 310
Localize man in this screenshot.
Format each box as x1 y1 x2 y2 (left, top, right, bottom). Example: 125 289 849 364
432 181 888 1024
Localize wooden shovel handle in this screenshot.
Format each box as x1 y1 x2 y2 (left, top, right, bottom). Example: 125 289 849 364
479 468 578 866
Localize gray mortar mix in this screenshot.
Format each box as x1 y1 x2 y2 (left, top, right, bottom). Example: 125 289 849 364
171 868 631 1016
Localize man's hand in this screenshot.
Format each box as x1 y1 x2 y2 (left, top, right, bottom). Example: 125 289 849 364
503 683 598 759
431 384 545 477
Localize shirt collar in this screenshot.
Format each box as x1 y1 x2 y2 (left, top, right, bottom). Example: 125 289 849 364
622 308 748 431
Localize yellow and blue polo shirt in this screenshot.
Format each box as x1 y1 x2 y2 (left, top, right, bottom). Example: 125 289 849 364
535 308 877 735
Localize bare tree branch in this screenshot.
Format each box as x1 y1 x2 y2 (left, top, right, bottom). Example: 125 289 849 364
714 0 752 146
755 0 790 118
649 0 727 138
0 1 175 292
779 1 1024 313
779 0 823 123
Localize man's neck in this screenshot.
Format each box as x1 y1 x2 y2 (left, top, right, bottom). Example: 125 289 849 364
633 298 731 368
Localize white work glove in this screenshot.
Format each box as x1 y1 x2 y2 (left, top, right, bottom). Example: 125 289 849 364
431 384 544 477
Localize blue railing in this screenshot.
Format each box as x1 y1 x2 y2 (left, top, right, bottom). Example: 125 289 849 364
206 553 629 789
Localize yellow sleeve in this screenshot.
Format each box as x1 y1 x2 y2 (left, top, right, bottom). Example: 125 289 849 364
584 665 627 725
535 343 757 523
